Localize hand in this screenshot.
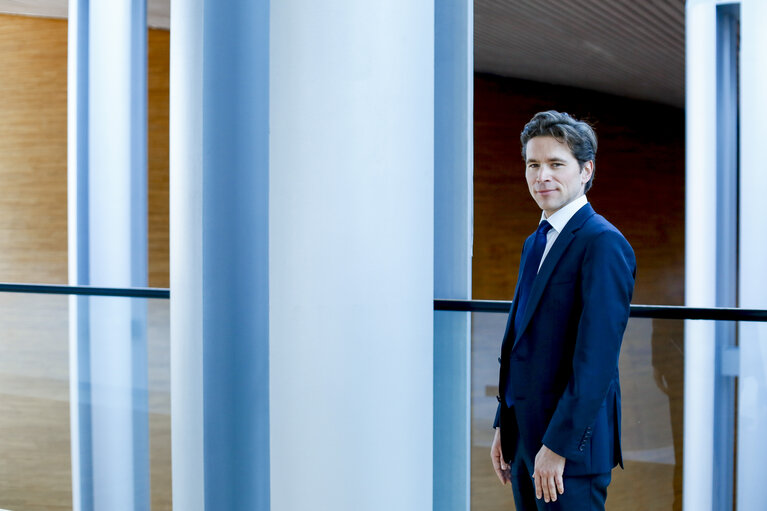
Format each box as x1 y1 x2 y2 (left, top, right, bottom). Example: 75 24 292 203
533 445 566 502
490 427 511 485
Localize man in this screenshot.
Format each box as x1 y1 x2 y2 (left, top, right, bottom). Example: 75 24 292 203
490 111 636 510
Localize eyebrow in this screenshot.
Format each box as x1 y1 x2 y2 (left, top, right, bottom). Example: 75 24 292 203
526 157 567 163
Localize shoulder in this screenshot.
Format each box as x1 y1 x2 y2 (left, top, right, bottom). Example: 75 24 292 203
582 212 631 244
577 212 635 265
584 222 636 289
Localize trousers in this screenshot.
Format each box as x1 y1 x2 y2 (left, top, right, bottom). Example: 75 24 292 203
509 425 611 511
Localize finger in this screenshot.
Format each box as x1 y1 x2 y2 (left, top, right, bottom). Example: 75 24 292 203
534 473 542 500
491 456 506 485
491 449 506 480
556 472 565 495
491 457 503 484
541 475 551 502
547 475 558 502
494 446 508 472
494 463 508 485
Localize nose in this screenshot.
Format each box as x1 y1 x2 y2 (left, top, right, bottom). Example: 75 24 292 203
535 165 551 182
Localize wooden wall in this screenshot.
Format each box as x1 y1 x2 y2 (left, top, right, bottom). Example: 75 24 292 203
0 14 170 288
0 15 67 284
473 73 685 306
147 28 170 288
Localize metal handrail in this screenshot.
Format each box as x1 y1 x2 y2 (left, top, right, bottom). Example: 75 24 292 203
1 286 766 321
0 282 170 299
434 299 767 322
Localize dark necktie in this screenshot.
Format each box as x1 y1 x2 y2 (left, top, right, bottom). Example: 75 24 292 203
505 220 552 407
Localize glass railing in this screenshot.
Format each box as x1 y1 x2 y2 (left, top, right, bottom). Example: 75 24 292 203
463 313 683 511
0 285 170 511
436 300 767 511
1 283 764 511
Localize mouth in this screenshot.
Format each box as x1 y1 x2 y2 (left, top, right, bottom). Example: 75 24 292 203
536 189 557 195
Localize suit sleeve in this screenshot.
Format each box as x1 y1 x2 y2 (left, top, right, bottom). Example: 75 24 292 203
541 229 636 461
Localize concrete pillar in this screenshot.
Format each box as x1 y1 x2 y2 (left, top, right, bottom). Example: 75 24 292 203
170 0 270 510
67 0 149 510
686 1 767 509
270 2 435 510
172 2 435 509
684 3 719 510
737 1 767 509
433 0 473 509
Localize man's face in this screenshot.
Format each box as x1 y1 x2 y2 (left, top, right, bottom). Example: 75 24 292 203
524 136 593 218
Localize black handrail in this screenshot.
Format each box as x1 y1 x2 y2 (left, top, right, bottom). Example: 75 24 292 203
0 282 169 299
434 299 767 322
1 286 766 321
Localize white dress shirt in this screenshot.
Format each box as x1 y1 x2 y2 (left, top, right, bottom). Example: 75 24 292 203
537 194 588 271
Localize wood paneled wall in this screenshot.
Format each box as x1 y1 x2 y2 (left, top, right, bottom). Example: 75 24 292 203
0 14 170 288
0 15 67 284
473 73 685 305
147 29 170 288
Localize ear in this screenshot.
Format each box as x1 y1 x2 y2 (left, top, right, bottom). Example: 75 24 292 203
580 160 594 185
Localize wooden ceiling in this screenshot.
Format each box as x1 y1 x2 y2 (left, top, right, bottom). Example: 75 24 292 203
474 0 685 106
0 0 685 107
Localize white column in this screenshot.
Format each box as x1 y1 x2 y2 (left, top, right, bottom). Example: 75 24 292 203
738 2 767 509
68 0 149 510
684 2 717 510
169 2 204 510
170 0 270 510
270 2 435 510
433 0 473 510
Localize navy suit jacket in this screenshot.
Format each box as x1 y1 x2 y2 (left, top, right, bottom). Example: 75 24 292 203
494 203 636 476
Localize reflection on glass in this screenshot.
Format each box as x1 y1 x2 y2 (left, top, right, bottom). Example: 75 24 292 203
467 313 684 511
0 292 170 511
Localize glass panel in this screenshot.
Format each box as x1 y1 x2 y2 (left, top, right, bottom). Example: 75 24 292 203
0 292 170 511
612 318 683 511
148 296 171 511
468 312 685 511
470 311 514 510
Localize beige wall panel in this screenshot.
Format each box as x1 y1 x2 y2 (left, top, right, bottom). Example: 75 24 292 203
148 28 169 288
0 14 67 284
0 14 170 287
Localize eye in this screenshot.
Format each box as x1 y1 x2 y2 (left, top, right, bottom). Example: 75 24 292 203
527 163 539 169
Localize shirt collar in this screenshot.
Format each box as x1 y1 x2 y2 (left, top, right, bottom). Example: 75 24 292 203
539 194 588 233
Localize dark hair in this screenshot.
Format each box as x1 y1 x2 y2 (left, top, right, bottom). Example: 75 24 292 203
520 110 597 193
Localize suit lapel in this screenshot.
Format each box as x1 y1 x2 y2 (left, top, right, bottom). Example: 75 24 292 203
500 234 533 355
512 203 596 350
